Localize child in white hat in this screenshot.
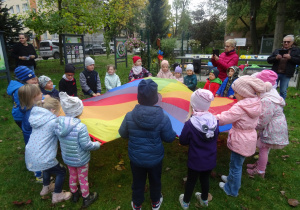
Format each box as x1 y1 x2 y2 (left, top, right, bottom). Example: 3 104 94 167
184 64 197 91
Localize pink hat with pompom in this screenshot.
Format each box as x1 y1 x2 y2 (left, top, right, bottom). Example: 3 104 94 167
256 70 278 86
161 60 169 67
190 89 214 112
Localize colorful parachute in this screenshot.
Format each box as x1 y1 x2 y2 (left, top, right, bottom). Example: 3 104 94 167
80 78 236 143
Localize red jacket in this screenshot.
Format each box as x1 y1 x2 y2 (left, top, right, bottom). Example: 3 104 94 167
211 51 239 81
203 79 222 96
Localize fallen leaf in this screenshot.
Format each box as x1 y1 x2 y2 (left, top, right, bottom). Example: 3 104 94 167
256 189 260 191
165 167 171 171
115 165 122 171
240 205 249 210
0 140 3 143
118 160 124 165
183 177 187 182
282 172 285 176
41 195 50 200
115 206 121 210
288 199 299 207
118 185 121 188
280 191 285 195
210 171 217 178
61 204 65 208
121 165 126 170
17 147 21 150
13 201 24 205
281 155 290 158
256 196 261 200
208 193 213 201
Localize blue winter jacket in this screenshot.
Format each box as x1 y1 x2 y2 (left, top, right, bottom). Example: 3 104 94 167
22 108 33 145
55 116 101 167
184 74 197 91
119 104 176 168
25 107 59 171
216 77 236 97
7 80 25 121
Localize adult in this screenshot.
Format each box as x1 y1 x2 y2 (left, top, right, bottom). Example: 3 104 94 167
11 33 38 73
211 39 239 81
267 35 300 99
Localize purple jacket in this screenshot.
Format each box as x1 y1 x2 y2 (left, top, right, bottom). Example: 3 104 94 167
179 117 219 171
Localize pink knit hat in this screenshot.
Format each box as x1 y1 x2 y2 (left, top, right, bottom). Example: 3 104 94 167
190 89 214 112
161 60 169 67
232 75 272 98
256 70 278 86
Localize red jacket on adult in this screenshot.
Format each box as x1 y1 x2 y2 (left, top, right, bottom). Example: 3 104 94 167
211 51 239 81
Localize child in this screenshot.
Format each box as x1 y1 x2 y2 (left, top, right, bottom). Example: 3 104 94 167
156 60 173 79
59 64 78 96
184 64 197 91
80 57 101 97
105 64 121 91
7 66 37 129
55 92 100 208
247 70 288 178
25 97 72 204
215 66 240 98
174 66 184 83
128 56 152 81
119 79 176 210
179 89 219 209
39 75 59 98
216 76 272 197
203 68 222 96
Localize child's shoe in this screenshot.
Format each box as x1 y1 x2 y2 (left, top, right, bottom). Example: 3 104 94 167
36 177 43 183
221 175 228 183
195 192 208 207
247 162 257 169
71 190 81 203
247 168 265 178
179 194 189 209
152 194 163 210
219 182 225 190
131 201 142 210
52 191 72 204
40 182 55 196
82 192 98 208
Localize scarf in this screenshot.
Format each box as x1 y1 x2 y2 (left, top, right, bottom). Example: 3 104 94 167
62 74 74 81
132 66 142 75
223 66 240 97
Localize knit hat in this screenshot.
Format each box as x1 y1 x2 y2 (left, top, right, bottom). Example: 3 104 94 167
232 75 272 98
85 57 95 67
59 92 84 117
186 64 194 71
256 70 278 86
190 89 214 112
137 79 158 106
161 60 169 67
132 56 142 64
14 66 36 82
175 66 182 74
65 64 75 73
209 67 219 78
38 75 51 88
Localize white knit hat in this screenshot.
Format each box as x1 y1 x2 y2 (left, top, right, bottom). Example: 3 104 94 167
190 89 214 112
38 75 51 88
186 64 194 71
59 92 84 117
85 57 95 67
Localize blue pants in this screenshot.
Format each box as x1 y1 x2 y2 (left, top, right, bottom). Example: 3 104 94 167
224 151 245 197
43 163 66 193
277 73 290 100
130 161 162 206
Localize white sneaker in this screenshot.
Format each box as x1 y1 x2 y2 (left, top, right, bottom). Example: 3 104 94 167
219 182 225 190
179 194 189 209
40 182 55 196
195 192 208 207
152 194 163 210
221 175 228 183
52 191 72 204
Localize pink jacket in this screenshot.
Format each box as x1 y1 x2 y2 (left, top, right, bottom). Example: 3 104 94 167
156 70 174 79
216 97 261 157
211 51 239 81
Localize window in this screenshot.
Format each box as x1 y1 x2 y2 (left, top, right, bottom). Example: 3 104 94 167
22 3 28 12
16 5 20 13
10 6 14 14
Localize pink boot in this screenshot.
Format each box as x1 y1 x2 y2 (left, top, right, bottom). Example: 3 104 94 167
246 162 257 169
247 167 265 178
52 191 72 204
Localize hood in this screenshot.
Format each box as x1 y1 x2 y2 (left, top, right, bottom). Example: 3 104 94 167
7 80 23 96
105 72 116 77
190 113 217 139
132 105 164 129
210 77 222 84
55 116 81 137
239 97 261 118
29 106 57 129
261 88 286 107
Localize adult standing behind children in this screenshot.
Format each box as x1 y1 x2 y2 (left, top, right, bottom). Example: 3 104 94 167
267 35 300 99
11 33 38 72
59 64 77 96
128 56 152 81
119 79 176 210
211 39 239 81
80 57 101 98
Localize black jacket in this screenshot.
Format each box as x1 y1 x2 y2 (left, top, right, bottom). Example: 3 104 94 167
11 42 37 67
59 78 78 96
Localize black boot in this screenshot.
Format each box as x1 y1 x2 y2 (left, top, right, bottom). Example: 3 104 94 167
71 189 81 203
82 192 98 208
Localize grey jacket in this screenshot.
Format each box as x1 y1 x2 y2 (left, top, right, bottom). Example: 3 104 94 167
104 72 121 91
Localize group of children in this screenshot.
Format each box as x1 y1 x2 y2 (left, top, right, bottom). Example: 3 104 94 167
7 53 289 209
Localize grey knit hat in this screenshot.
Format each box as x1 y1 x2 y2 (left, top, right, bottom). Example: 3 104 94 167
38 75 51 88
59 92 84 117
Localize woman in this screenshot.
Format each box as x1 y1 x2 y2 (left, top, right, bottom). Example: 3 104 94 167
211 39 239 81
11 33 37 72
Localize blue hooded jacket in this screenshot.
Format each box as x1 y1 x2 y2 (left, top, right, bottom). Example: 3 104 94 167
7 80 25 121
216 77 235 97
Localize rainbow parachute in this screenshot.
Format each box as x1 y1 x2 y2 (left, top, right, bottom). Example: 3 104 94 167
80 78 236 143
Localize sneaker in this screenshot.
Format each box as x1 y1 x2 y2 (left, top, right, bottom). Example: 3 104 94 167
219 182 225 190
247 162 257 169
52 191 72 204
195 192 208 207
71 189 81 203
152 194 163 210
221 175 228 183
179 194 189 209
247 167 265 178
36 177 43 183
40 182 55 196
131 201 142 210
82 192 99 208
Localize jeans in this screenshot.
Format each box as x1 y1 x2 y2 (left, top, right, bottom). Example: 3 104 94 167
224 151 245 197
130 161 162 206
277 73 290 100
43 163 66 193
183 168 211 203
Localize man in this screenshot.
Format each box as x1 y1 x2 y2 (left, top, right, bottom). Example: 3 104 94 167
267 35 300 99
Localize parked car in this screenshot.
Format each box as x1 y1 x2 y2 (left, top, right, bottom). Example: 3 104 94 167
85 44 104 55
39 40 60 60
133 45 151 55
101 42 115 54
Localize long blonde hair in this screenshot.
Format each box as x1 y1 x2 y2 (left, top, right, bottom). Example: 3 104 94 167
186 104 193 121
36 97 61 116
19 84 41 110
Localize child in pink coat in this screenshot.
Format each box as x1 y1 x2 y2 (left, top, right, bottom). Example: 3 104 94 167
216 75 272 197
156 60 174 79
247 70 288 178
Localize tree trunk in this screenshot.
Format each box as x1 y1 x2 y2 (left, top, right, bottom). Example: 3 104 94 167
249 0 261 54
272 0 286 51
58 0 64 65
175 9 178 36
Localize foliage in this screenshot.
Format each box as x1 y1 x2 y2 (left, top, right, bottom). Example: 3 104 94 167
188 39 201 53
124 37 146 51
160 38 177 60
177 11 192 37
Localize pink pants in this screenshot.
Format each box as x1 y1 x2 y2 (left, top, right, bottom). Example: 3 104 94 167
67 163 89 198
257 147 269 172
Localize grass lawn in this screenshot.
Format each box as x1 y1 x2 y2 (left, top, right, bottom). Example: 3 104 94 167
0 55 299 209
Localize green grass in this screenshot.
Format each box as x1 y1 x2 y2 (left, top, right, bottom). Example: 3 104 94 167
0 55 300 209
